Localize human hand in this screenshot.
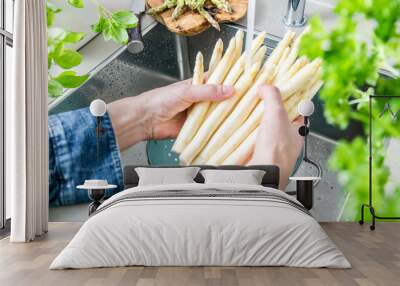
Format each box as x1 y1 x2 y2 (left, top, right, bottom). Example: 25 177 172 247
249 85 304 189
107 81 234 151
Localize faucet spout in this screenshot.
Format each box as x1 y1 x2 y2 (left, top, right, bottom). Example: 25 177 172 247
283 0 307 27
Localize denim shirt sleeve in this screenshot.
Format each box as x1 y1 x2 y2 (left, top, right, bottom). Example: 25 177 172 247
48 108 123 207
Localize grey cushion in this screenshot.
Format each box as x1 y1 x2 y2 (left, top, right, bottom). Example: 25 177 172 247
135 167 200 186
200 169 266 185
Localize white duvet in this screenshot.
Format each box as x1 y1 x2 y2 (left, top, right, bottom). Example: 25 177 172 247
50 183 350 269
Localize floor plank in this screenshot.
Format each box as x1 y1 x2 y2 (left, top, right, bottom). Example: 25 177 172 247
0 222 399 286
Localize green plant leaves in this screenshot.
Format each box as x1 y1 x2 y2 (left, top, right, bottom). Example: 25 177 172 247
91 17 107 33
103 20 129 44
54 71 89 88
300 0 400 221
63 31 86 43
54 49 82 69
48 71 90 97
67 0 84 8
46 1 61 27
46 0 137 97
48 79 64 97
91 9 137 45
112 11 138 28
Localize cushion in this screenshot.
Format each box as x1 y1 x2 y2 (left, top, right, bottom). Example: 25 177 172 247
200 169 266 185
135 167 201 186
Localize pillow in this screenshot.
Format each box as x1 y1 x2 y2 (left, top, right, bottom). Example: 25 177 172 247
200 169 266 185
135 167 201 186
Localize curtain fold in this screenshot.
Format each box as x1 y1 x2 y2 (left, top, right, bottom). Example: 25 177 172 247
7 0 48 242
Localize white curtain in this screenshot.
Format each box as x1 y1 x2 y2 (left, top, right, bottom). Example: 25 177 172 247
7 0 48 242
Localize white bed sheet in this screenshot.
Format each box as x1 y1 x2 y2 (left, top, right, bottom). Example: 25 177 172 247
50 183 350 269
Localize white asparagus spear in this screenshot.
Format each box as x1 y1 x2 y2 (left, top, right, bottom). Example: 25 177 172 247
223 54 246 86
274 28 309 82
222 127 259 165
195 64 276 163
206 32 267 122
277 58 321 99
251 31 267 56
223 90 306 166
173 38 223 153
224 72 323 165
274 47 299 82
208 39 224 77
275 56 308 86
234 29 244 61
221 93 304 166
288 79 323 121
252 46 267 64
304 80 323 100
276 47 290 68
192 52 205 85
208 87 304 165
222 37 267 86
180 61 262 165
172 39 236 154
207 101 263 165
206 38 267 123
207 38 237 84
172 52 205 153
205 52 247 118
266 31 296 67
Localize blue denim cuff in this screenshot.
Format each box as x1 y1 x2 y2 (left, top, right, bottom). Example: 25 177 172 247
49 107 123 206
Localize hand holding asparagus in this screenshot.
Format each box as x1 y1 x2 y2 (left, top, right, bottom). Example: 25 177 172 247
172 28 322 166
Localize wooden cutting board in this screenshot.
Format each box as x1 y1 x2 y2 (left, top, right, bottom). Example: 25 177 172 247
146 0 248 36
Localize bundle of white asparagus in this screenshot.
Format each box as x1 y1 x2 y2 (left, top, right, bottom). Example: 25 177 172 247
172 28 323 166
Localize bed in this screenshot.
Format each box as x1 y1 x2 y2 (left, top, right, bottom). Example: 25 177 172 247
50 165 350 269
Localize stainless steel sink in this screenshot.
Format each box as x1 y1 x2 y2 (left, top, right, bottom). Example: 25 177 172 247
49 23 356 221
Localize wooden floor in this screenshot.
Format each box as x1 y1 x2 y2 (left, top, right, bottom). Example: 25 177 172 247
0 223 399 286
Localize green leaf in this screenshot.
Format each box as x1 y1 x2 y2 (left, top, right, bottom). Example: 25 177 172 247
54 71 89 88
53 42 64 58
54 49 82 69
67 0 84 8
46 1 62 13
48 53 53 69
63 31 86 43
91 17 107 33
112 11 138 28
47 10 55 27
109 24 129 44
48 79 64 97
46 2 61 27
102 20 113 41
101 20 129 44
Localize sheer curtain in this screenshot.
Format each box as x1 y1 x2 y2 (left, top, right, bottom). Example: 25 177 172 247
7 0 48 242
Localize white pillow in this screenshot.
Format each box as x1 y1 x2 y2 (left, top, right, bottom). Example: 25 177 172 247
200 169 266 185
135 167 200 186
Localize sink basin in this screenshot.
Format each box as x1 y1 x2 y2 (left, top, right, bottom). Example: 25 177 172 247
49 23 354 221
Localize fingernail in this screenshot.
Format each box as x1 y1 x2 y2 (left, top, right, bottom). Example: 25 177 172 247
222 85 234 95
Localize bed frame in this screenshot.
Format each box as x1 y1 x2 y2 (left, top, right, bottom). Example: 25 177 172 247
123 165 280 190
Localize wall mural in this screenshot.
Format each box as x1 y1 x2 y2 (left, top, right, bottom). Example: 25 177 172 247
47 1 400 224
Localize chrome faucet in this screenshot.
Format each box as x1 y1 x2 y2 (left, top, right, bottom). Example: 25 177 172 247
283 0 307 27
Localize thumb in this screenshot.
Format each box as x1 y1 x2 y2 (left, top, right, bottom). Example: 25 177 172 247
259 85 284 109
259 85 288 120
183 84 235 103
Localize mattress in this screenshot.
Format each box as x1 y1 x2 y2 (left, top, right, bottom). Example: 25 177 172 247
50 183 351 269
